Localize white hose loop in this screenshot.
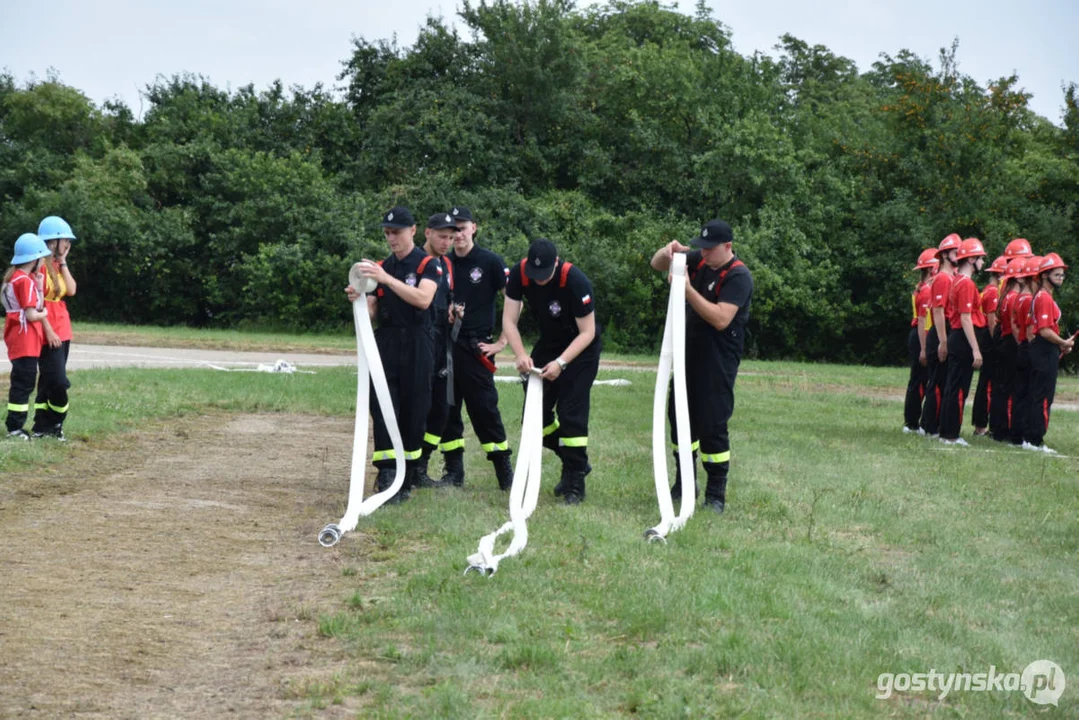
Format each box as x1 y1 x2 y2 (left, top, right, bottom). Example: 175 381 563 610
646 253 694 542
465 372 544 575
319 264 407 547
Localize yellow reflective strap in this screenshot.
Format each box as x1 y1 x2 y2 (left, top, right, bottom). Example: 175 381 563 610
423 432 441 446
7 403 29 412
700 450 731 464
439 438 465 452
372 450 396 461
543 420 561 436
559 436 588 448
404 449 423 460
34 403 47 411
47 401 68 414
671 440 700 451
481 441 509 453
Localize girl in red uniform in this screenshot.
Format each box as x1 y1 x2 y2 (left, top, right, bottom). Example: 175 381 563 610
939 238 987 444
3 234 53 440
32 216 77 440
904 248 938 432
1008 256 1041 446
971 255 1006 435
1025 253 1072 452
919 233 961 436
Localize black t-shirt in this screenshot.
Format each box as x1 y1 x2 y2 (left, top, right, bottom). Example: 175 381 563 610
451 245 508 336
375 247 442 329
684 251 753 351
505 258 600 354
428 254 454 331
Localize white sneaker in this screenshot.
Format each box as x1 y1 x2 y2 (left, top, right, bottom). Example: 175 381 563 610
928 433 939 439
953 438 970 447
902 426 913 433
916 428 927 436
1040 445 1058 455
1021 441 1040 451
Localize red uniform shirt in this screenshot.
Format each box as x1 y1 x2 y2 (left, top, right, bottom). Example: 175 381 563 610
2 269 44 360
39 261 72 342
911 282 932 328
1031 290 1061 336
998 290 1017 337
1014 293 1034 342
980 283 999 316
946 275 987 330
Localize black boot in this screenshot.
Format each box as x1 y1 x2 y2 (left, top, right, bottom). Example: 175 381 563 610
413 448 444 488
669 451 699 500
561 468 587 505
440 450 465 487
554 456 590 497
704 470 727 514
493 453 514 491
376 467 409 504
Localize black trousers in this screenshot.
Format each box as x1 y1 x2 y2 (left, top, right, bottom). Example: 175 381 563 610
971 327 995 430
939 328 975 440
33 339 71 431
7 356 39 432
371 327 435 469
669 337 741 500
441 336 509 458
919 330 948 435
1009 341 1031 445
990 335 1017 441
530 344 600 474
1026 337 1059 447
422 324 452 453
903 327 928 430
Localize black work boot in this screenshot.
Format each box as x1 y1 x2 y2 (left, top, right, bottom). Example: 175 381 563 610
669 451 699 500
561 467 587 505
440 449 465 487
554 453 590 497
493 453 514 491
376 467 409 504
414 448 444 488
704 471 728 514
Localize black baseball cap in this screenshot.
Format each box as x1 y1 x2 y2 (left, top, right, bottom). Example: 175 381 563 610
381 206 415 228
450 206 474 222
525 238 558 281
427 212 457 230
691 219 733 249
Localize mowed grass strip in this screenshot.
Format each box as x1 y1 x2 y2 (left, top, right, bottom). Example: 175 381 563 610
1 361 1076 717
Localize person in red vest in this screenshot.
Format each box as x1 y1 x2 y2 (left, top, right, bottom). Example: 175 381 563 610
991 252 1030 441
3 234 53 440
1008 255 1041 446
1025 253 1073 453
904 248 938 433
919 233 961 436
939 238 987 445
651 220 754 514
32 216 77 440
503 238 602 505
971 254 1007 436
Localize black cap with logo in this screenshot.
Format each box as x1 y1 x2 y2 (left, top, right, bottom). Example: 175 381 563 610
427 212 457 230
450 206 474 222
690 219 733 249
525 238 558 281
381 206 415 228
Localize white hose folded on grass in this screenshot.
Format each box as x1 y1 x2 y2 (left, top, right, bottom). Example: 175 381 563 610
319 264 407 547
646 252 695 542
465 372 544 575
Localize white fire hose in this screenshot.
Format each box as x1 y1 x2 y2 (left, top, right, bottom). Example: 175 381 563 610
646 252 695 542
319 264 408 547
464 372 544 575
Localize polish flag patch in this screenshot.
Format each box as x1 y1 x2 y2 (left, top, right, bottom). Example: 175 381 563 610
581 294 592 305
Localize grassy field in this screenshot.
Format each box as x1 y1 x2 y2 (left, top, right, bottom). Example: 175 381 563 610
2 346 1077 717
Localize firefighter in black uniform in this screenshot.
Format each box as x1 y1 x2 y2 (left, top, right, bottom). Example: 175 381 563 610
415 213 459 488
345 207 441 503
438 206 515 490
503 238 602 504
650 219 754 514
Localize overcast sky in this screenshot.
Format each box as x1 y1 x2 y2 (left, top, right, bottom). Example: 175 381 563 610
2 0 1076 125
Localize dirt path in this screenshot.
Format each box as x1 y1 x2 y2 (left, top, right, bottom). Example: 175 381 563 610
0 413 373 719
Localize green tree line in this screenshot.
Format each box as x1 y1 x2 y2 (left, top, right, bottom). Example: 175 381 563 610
2 0 1076 363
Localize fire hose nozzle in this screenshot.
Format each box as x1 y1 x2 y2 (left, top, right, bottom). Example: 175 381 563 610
318 523 342 547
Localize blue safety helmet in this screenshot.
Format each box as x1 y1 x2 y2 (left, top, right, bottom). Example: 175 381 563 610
37 216 76 242
11 233 52 265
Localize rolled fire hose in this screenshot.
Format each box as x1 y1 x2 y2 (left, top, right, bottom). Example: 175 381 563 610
645 252 695 542
318 264 408 547
464 371 544 575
